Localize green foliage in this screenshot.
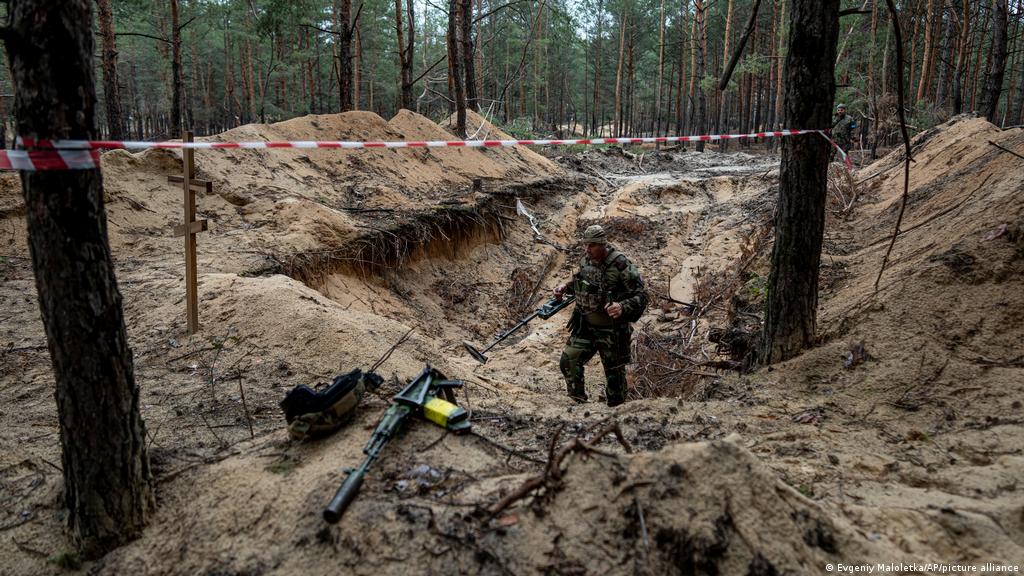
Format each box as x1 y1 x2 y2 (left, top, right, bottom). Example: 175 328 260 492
48 551 82 571
745 273 768 301
64 0 1013 141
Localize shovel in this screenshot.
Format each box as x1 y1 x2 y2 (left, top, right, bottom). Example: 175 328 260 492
463 296 575 364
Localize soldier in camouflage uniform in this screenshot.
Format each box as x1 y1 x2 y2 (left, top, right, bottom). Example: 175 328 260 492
831 104 857 159
553 225 648 407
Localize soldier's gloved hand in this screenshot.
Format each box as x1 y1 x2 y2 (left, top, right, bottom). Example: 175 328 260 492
605 301 623 319
553 283 567 301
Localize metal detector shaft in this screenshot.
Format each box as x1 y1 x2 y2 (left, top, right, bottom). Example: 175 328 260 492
476 311 539 357
464 296 575 363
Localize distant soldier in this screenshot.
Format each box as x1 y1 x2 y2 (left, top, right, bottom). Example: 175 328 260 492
832 104 857 159
553 225 648 407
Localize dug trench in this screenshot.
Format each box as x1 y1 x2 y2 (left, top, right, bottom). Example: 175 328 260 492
1 113 1022 574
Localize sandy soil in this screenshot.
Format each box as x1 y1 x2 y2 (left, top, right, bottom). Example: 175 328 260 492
1 113 1022 575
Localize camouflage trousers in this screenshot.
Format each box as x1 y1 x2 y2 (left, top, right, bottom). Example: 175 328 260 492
559 324 632 407
831 136 852 161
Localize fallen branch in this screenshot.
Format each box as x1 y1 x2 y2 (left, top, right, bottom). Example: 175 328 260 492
486 422 632 518
369 326 415 373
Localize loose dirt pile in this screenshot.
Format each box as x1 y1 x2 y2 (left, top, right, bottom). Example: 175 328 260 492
1 114 1022 575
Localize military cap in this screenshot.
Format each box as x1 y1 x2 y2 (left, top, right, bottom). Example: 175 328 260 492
581 224 608 244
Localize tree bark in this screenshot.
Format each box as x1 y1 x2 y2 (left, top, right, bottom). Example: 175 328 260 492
676 0 689 134
935 5 954 107
592 0 603 134
979 0 1009 122
774 0 785 126
760 0 839 365
171 0 183 137
461 0 478 111
338 0 354 111
916 0 937 102
407 0 416 107
656 0 665 137
614 7 627 136
694 0 708 151
448 0 467 136
969 3 991 111
395 0 412 109
3 0 152 558
96 0 124 139
952 0 971 114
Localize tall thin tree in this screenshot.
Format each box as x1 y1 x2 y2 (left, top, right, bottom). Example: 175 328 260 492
170 0 183 137
96 0 124 139
979 0 1009 122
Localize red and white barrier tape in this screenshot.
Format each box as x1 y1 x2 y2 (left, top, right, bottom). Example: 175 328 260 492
0 149 102 171
1 129 850 171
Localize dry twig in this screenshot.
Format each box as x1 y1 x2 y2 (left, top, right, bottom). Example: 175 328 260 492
486 422 633 518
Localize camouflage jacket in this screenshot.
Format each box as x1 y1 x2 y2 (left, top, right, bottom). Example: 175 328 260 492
832 114 857 143
564 244 648 327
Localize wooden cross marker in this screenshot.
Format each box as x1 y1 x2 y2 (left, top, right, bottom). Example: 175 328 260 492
169 130 211 335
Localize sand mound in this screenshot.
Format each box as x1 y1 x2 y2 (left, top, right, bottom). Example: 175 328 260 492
736 117 1024 563
83 435 884 576
482 439 883 575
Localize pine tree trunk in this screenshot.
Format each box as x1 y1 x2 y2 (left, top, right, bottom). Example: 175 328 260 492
718 0 734 148
766 0 779 131
339 0 353 111
695 0 708 151
1002 9 1021 124
187 0 198 130
462 0 478 111
908 3 920 105
970 4 991 111
448 0 467 136
688 8 697 134
614 8 627 136
354 23 363 109
406 0 416 108
625 25 633 135
677 0 689 135
4 0 152 558
1013 20 1024 125
760 0 839 365
96 0 124 140
916 0 936 102
979 0 1009 122
170 0 183 137
774 0 785 127
474 0 483 103
656 0 665 138
245 9 256 120
395 0 408 109
935 7 955 107
952 0 971 114
592 1 603 134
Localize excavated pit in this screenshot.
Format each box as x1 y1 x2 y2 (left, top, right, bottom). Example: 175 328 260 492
4 115 1022 575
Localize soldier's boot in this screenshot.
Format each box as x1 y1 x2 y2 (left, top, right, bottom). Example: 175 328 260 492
560 350 588 402
604 368 627 407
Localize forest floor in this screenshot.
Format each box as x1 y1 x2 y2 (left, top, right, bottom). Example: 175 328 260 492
1 111 1022 575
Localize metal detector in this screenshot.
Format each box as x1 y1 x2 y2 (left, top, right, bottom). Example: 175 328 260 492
463 296 575 364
